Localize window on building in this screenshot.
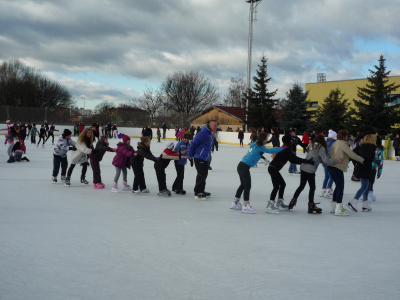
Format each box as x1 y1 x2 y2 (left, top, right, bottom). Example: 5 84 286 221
387 94 400 107
309 102 318 108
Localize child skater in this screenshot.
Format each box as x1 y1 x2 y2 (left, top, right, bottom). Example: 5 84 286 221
30 124 38 144
172 132 191 195
266 135 315 214
232 132 284 214
130 136 160 194
111 134 137 193
288 135 342 213
2 120 11 145
46 123 59 145
154 141 187 197
37 125 47 148
6 126 19 163
65 128 93 187
12 140 29 162
157 127 161 143
52 129 76 184
90 136 115 189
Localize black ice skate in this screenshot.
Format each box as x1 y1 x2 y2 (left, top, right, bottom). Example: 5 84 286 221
64 177 71 187
288 198 297 210
308 202 322 214
81 178 89 186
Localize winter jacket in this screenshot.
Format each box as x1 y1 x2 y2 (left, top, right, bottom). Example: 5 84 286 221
79 124 83 131
44 122 49 131
322 138 335 167
177 129 183 139
154 148 181 171
131 142 157 168
372 149 384 175
328 139 364 172
107 123 112 131
144 128 153 139
300 143 338 173
112 142 135 169
289 135 306 152
71 140 93 164
27 124 32 130
49 126 58 133
266 134 280 147
174 140 190 166
162 124 169 131
269 147 309 171
6 133 17 143
353 142 376 179
188 124 214 161
90 139 113 162
30 128 38 136
302 133 310 144
12 142 25 153
53 136 76 158
241 142 283 167
238 131 244 140
19 126 26 139
39 128 46 137
393 137 400 149
157 129 161 138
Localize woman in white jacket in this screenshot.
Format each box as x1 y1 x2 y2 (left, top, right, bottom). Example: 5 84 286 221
65 128 93 187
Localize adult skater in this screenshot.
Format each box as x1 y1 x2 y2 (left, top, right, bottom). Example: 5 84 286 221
232 132 284 214
327 130 364 216
188 120 218 200
172 132 191 195
393 133 400 161
46 123 59 145
287 129 307 175
52 129 77 184
266 127 281 159
162 123 169 140
266 135 315 214
144 125 153 140
289 135 342 213
347 134 377 212
238 128 244 147
37 125 47 148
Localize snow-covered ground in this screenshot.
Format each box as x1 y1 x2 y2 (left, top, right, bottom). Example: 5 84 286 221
1 137 400 300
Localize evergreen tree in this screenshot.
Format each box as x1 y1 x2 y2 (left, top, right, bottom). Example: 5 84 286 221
349 55 400 134
279 83 312 133
314 88 350 132
244 55 278 130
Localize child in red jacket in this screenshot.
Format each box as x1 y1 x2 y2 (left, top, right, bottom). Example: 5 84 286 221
12 140 29 162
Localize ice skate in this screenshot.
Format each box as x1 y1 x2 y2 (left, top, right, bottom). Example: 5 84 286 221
368 192 376 202
308 202 322 214
324 188 333 198
288 171 293 175
241 203 256 214
81 178 89 186
132 190 141 195
203 191 211 198
351 175 360 182
266 200 279 214
208 166 212 171
230 200 242 210
52 176 57 184
288 198 297 210
362 201 372 212
195 193 207 200
176 190 186 195
141 189 150 193
346 199 359 212
293 171 300 175
64 177 71 187
330 201 336 213
122 181 131 190
21 157 29 162
111 182 119 193
94 183 103 189
319 188 326 197
276 198 289 210
157 189 171 197
335 203 349 216
61 176 66 183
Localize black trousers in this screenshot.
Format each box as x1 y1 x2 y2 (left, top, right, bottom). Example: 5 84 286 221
194 158 209 194
172 162 185 191
369 169 377 191
132 166 147 191
91 160 102 184
52 155 68 177
46 132 54 143
239 138 243 146
235 162 251 201
395 148 400 156
37 135 45 145
154 163 167 191
67 163 88 179
293 170 316 203
31 134 36 144
268 166 286 200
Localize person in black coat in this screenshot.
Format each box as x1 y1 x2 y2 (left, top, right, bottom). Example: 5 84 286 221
266 135 314 214
347 134 377 212
266 127 280 147
238 129 244 147
393 133 400 160
37 125 47 147
162 123 169 140
144 125 153 140
90 136 115 188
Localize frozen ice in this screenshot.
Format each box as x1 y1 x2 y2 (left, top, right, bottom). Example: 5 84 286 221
1 137 400 300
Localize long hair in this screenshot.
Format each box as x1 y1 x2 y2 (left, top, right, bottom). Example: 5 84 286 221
77 128 93 147
256 132 268 147
139 136 150 147
360 134 376 145
337 130 348 140
313 134 328 154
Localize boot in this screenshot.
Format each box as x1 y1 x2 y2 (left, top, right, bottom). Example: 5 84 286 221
330 201 337 213
308 202 322 214
81 177 89 186
288 198 297 210
335 203 349 216
276 198 288 210
64 177 71 187
319 188 326 197
362 201 372 212
266 200 279 214
346 199 359 212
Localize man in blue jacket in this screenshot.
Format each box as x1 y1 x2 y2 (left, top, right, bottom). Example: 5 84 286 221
188 120 218 200
172 132 191 194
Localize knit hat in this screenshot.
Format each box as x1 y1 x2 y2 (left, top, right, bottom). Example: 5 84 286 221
6 120 10 123
328 129 337 140
282 135 291 144
100 135 108 141
62 129 72 137
122 135 131 143
166 141 175 149
183 132 191 139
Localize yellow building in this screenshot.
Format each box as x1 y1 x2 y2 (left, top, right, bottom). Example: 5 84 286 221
305 76 400 111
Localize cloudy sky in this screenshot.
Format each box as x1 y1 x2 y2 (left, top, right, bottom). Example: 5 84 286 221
1 0 400 110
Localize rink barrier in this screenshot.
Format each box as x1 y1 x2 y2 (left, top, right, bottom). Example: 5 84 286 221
1 127 397 159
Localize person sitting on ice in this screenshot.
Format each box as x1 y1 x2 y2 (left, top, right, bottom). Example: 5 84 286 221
12 140 29 162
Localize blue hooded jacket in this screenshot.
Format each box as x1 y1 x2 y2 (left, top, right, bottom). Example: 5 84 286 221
241 142 283 167
174 140 190 165
188 125 213 161
322 138 335 167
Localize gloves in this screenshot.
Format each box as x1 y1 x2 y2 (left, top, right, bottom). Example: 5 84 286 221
155 157 161 162
189 159 194 167
69 146 77 151
377 173 381 179
305 158 315 165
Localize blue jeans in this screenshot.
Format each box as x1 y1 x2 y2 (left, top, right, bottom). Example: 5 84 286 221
288 151 298 172
322 163 333 188
327 166 344 203
354 178 370 201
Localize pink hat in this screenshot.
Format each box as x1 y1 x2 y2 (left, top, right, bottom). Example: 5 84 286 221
122 135 131 143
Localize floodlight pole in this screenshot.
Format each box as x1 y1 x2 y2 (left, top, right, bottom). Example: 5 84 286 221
245 0 261 131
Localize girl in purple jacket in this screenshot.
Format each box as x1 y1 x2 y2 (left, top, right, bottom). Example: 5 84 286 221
111 135 137 193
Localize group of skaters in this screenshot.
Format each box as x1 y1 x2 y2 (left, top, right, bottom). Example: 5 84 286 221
233 126 391 216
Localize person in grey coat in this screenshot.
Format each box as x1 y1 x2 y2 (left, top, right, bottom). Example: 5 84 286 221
289 135 343 213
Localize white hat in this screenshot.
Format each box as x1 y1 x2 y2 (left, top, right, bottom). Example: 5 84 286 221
166 141 175 149
6 120 10 123
328 129 337 140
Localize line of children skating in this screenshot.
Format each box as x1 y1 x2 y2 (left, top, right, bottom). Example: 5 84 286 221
233 128 385 216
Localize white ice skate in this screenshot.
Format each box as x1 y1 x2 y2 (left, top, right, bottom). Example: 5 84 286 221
362 201 372 212
276 198 289 210
141 189 150 193
111 182 119 193
266 200 279 214
319 188 326 197
241 203 256 214
132 190 140 195
346 199 359 212
335 203 349 216
324 188 333 198
330 201 336 213
122 181 131 190
230 198 242 210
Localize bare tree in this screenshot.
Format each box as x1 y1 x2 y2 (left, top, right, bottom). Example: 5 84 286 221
136 86 163 126
222 74 246 107
160 70 220 126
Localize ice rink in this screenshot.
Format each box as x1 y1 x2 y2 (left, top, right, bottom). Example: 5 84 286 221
1 137 400 300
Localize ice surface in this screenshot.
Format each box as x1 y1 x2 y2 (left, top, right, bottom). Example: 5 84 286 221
1 138 400 300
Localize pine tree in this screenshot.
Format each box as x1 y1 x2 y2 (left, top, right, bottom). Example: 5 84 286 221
279 83 312 132
349 55 400 134
314 88 350 132
244 55 278 130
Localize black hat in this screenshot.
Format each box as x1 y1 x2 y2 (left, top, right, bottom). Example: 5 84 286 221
282 135 291 144
62 129 72 137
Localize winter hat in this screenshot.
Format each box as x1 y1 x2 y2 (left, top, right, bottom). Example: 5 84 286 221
282 135 291 144
122 135 131 143
6 120 10 123
328 130 337 140
62 129 72 137
184 132 191 139
100 135 108 141
166 141 175 149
